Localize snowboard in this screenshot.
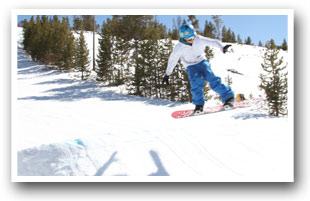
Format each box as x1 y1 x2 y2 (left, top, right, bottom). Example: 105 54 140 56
171 100 257 119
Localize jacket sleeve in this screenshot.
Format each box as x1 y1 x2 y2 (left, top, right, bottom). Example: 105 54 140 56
165 44 182 76
198 35 224 52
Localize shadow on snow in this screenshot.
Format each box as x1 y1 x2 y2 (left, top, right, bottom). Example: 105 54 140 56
94 150 169 176
94 151 119 176
17 45 184 107
148 150 169 176
232 111 280 120
18 73 183 107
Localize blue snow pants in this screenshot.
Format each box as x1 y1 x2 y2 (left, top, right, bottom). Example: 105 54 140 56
186 60 234 106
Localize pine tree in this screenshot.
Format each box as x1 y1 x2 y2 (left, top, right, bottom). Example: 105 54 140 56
202 22 215 61
168 28 179 40
21 15 76 71
39 16 53 65
281 38 288 51
28 15 42 62
157 39 173 99
225 74 233 86
102 16 131 85
96 20 113 83
168 59 189 102
204 83 212 101
116 15 160 96
259 39 288 116
221 26 227 42
222 27 236 43
50 15 65 67
211 15 223 40
113 36 130 85
73 16 83 31
72 15 99 32
205 46 214 61
127 42 145 96
203 20 216 38
116 15 155 41
168 18 179 40
75 31 90 80
138 39 158 97
187 15 199 31
81 15 95 31
61 29 76 71
265 39 277 49
237 34 242 44
22 16 35 53
57 17 75 71
230 31 237 43
245 36 253 45
258 40 263 47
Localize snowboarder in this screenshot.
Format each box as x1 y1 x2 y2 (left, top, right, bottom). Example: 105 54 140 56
162 24 235 114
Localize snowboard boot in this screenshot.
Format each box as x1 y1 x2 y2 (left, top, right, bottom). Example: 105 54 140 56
223 96 235 110
194 105 204 114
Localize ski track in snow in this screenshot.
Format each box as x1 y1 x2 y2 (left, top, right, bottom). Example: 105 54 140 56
14 28 293 181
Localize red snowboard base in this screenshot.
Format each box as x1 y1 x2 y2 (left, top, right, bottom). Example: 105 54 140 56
171 100 256 119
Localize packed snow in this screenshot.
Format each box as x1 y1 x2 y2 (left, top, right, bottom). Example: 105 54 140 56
13 27 293 182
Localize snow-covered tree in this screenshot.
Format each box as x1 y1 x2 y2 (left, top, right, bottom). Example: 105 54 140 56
259 39 288 116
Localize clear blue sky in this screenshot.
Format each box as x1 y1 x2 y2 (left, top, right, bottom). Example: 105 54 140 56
17 15 288 46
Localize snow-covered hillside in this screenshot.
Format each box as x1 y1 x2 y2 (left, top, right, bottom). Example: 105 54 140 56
13 28 293 182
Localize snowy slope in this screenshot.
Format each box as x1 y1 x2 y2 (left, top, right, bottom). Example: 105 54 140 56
13 28 293 182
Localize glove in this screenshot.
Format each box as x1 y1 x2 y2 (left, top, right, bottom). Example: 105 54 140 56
223 45 232 54
162 75 169 85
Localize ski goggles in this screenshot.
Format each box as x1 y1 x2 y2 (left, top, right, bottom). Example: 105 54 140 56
180 30 194 38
